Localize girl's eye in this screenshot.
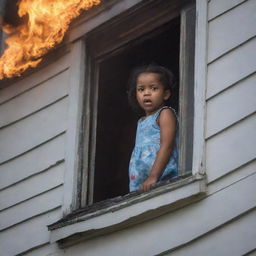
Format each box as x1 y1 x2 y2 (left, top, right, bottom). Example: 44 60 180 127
151 87 158 91
137 87 144 92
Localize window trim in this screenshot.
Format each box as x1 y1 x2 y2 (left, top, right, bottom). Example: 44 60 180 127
60 0 207 227
83 0 197 207
50 175 206 247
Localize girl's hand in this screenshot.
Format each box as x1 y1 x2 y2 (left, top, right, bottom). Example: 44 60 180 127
141 175 158 192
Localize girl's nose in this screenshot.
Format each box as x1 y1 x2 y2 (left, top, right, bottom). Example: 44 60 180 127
144 88 151 95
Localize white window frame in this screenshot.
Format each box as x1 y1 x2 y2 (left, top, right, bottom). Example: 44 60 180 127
49 0 208 246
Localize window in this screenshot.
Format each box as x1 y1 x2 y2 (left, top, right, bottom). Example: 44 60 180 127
78 0 196 206
49 0 208 244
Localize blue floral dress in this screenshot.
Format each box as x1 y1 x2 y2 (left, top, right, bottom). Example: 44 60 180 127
129 107 178 191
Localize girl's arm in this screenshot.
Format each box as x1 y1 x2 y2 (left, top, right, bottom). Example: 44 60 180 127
141 108 176 192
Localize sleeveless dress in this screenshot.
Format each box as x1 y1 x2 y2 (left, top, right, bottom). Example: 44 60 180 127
129 107 178 192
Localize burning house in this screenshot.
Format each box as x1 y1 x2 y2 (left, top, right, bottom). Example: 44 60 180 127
0 0 255 255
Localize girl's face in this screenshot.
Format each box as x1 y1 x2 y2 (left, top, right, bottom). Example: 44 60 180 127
136 72 171 116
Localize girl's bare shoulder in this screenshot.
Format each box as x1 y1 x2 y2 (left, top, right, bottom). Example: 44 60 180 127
157 108 176 126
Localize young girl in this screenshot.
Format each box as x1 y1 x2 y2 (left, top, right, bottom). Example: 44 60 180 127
128 64 178 192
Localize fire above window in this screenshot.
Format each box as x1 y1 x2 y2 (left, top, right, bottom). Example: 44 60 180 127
0 0 101 80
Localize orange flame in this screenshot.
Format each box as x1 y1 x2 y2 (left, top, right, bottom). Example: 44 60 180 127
0 0 101 80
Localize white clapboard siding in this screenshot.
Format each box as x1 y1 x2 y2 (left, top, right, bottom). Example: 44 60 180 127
208 0 246 20
0 69 69 128
206 114 256 183
206 73 256 138
208 160 256 195
64 174 256 256
0 134 65 190
0 162 64 211
0 53 70 104
207 37 256 99
247 250 256 256
0 208 62 256
0 97 68 163
164 209 256 256
0 186 63 231
18 243 63 256
208 0 256 62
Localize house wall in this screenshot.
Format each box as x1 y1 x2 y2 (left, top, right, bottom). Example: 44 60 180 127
0 53 71 255
0 0 255 255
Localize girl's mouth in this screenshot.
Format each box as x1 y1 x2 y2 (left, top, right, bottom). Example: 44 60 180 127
143 99 152 106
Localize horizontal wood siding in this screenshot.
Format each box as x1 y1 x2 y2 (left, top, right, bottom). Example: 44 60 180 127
1 0 256 255
0 97 68 163
0 186 63 231
0 54 70 103
18 243 63 256
207 37 256 99
208 159 256 195
62 172 256 256
0 52 70 255
0 69 69 128
0 163 64 211
206 0 256 183
200 1 256 254
0 134 65 190
1 208 62 256
208 0 246 20
206 73 256 138
208 0 256 62
206 114 256 182
164 208 256 256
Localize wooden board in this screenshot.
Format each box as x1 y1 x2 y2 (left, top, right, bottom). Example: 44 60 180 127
1 208 62 256
0 53 70 104
0 134 65 190
0 162 64 211
62 173 256 256
0 98 68 163
0 69 69 128
206 73 256 138
0 186 63 230
208 0 246 20
207 37 256 98
163 209 256 256
206 114 256 182
208 0 256 62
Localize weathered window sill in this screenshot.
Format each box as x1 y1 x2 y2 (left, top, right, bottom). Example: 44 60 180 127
48 174 206 248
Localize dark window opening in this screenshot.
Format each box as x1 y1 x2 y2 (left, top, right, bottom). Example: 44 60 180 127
92 18 181 203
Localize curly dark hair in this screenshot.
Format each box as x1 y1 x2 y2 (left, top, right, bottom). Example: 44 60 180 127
127 64 176 113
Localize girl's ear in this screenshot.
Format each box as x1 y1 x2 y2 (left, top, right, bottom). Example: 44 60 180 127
164 89 171 101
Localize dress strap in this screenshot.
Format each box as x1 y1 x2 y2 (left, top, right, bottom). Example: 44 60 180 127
155 106 178 123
